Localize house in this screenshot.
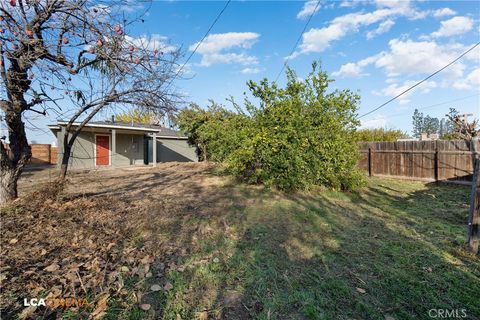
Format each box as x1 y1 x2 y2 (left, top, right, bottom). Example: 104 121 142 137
48 120 197 169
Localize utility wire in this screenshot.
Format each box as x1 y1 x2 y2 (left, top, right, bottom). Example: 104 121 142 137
275 0 320 82
165 0 231 89
362 93 480 121
359 41 480 119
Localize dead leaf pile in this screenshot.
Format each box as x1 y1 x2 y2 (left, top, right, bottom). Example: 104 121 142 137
1 163 229 318
0 186 186 318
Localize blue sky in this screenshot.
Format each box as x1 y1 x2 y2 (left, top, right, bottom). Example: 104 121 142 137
23 0 480 143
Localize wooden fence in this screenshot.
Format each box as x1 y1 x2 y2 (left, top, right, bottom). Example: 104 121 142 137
1 143 57 165
359 140 479 184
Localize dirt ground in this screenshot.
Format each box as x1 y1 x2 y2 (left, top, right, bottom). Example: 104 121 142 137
2 163 240 319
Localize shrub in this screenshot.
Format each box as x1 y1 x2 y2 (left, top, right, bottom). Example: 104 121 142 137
177 62 365 191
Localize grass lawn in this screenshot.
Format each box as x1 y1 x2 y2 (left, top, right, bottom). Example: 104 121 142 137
2 163 479 319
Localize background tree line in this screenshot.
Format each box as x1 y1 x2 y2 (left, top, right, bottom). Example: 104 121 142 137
412 108 459 139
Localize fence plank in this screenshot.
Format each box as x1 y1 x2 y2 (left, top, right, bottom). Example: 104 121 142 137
358 140 476 184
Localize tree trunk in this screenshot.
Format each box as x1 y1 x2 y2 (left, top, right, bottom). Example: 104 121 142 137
0 166 19 204
467 158 480 253
59 137 73 180
0 111 31 205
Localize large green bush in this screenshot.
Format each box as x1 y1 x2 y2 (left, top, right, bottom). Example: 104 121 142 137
177 62 365 191
175 101 248 161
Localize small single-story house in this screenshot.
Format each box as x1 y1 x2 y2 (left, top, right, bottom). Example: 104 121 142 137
48 120 197 169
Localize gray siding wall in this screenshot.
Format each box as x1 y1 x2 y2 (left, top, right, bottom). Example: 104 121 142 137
158 138 197 162
57 131 145 169
57 131 96 169
114 134 144 166
147 138 198 163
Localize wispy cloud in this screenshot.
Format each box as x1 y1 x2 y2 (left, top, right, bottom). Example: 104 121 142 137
429 16 473 38
297 0 320 20
366 19 395 39
190 32 260 67
432 8 456 18
360 115 388 128
240 67 262 75
290 0 428 58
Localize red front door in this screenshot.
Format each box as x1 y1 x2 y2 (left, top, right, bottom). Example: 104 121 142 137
96 135 110 166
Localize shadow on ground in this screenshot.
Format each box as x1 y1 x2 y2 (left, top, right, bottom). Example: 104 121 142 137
4 165 480 320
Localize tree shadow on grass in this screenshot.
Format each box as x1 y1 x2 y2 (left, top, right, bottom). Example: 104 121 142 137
205 179 480 320
11 167 479 320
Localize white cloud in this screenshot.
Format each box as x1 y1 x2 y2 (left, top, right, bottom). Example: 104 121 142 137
432 8 456 18
453 68 480 89
332 63 364 77
340 0 362 8
125 34 176 53
293 1 426 56
240 67 262 75
361 115 387 128
374 39 467 78
379 80 437 104
332 54 382 78
430 16 473 38
297 0 320 20
190 32 260 67
334 39 477 82
366 19 395 39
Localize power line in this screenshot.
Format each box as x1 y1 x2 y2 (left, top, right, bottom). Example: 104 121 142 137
275 0 320 82
362 93 480 121
166 0 231 89
359 41 480 119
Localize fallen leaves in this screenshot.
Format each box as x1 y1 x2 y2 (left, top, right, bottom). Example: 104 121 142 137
0 164 216 318
140 303 151 311
44 263 60 272
91 294 109 319
18 305 36 320
150 284 162 292
196 311 209 320
356 287 366 294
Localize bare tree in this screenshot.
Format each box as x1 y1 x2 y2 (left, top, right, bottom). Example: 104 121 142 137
0 0 182 203
446 114 479 141
447 113 480 253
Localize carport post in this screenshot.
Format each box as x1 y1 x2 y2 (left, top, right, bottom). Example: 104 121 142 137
111 129 116 166
152 132 157 167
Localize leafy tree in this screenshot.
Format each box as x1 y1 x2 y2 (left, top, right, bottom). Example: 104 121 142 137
354 128 409 142
423 115 440 136
176 101 246 161
115 110 154 124
441 108 460 139
412 108 462 139
412 109 424 138
229 63 364 191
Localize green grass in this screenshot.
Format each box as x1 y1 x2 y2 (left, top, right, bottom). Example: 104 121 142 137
109 177 480 320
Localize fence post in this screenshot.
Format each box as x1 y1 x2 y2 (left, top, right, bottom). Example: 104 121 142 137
434 141 439 182
467 158 479 254
368 147 372 177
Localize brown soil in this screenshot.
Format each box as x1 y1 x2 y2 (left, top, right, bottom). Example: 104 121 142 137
1 163 238 319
